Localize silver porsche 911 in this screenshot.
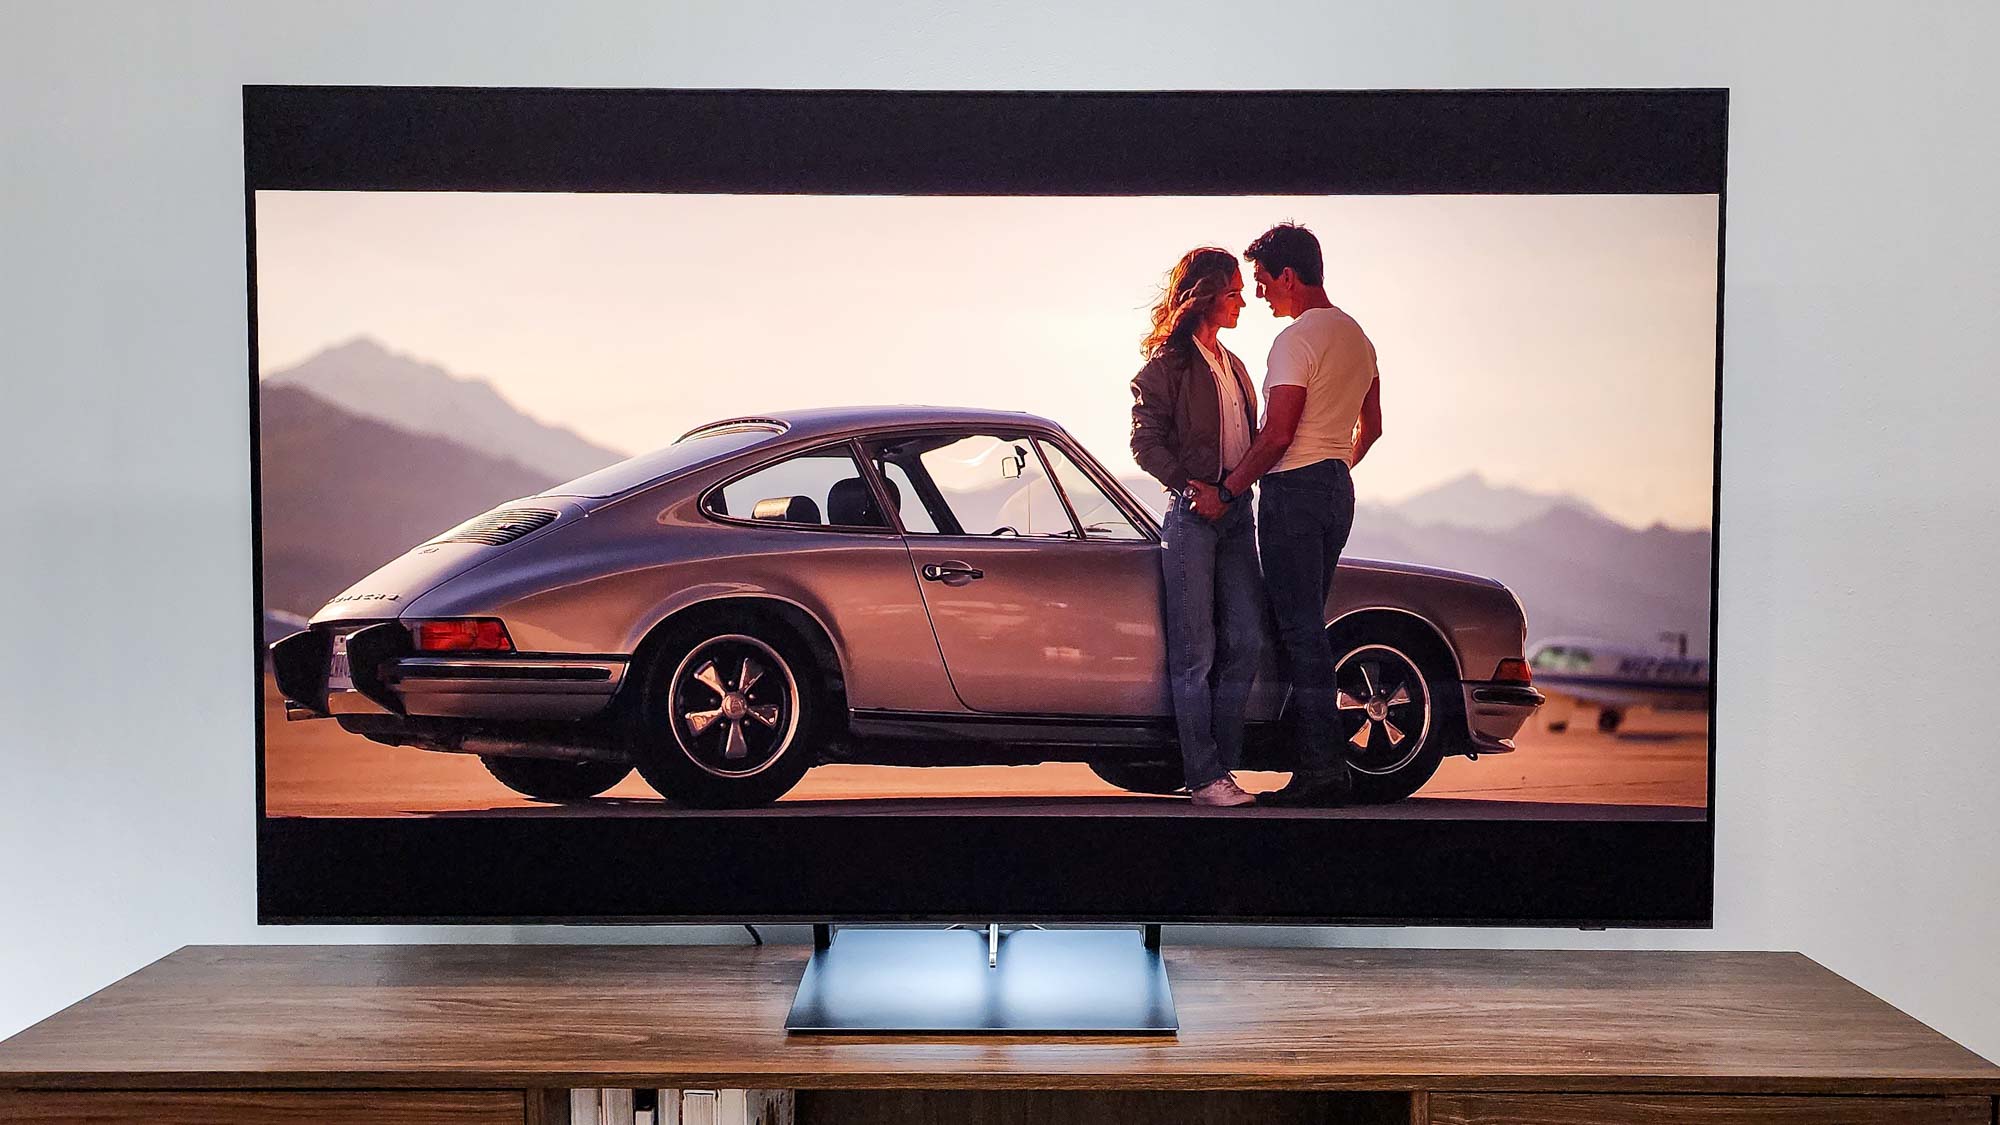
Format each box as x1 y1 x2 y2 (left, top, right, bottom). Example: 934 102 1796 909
272 406 1543 807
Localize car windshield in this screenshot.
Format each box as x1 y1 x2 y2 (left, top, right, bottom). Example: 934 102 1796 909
545 424 783 498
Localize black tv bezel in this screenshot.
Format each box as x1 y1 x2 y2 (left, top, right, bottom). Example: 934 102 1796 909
247 86 1725 928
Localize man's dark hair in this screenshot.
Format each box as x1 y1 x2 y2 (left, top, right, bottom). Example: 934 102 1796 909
1243 223 1324 287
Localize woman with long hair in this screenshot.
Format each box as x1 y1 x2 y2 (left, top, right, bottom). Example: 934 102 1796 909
1128 247 1266 807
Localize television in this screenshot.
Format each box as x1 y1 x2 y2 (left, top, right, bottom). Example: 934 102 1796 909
249 87 1723 1027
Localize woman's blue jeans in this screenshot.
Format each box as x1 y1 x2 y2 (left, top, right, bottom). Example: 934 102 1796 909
1160 493 1268 790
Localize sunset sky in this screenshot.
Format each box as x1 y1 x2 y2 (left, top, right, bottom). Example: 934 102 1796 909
255 191 1719 529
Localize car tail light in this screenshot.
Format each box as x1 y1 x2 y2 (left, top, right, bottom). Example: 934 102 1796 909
411 618 514 653
1492 657 1532 684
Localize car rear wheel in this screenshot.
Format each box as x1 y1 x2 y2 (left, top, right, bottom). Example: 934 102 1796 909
630 623 819 808
479 756 631 802
1088 759 1185 795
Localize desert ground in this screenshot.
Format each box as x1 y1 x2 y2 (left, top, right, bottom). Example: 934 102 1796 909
262 676 1707 819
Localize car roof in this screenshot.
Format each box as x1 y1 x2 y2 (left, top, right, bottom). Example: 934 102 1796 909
681 404 1063 444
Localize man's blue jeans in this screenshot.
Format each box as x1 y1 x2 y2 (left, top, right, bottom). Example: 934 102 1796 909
1256 458 1355 776
1160 492 1268 790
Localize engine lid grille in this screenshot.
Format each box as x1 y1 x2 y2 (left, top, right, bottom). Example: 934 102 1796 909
428 506 559 547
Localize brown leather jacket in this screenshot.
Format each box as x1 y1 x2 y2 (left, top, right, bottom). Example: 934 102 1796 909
1129 341 1260 494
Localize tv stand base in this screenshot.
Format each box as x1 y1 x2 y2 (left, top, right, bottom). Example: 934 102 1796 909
784 924 1175 1033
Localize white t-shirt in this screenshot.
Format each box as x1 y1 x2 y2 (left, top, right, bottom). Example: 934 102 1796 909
1193 337 1253 472
1262 305 1378 473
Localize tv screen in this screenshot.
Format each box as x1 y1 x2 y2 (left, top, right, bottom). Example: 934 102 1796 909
251 88 1723 925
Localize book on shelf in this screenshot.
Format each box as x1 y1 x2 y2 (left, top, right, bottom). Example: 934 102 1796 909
601 1087 636 1125
568 1087 791 1125
657 1089 794 1125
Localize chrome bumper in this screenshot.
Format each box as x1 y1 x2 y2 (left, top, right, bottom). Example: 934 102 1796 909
279 627 628 723
390 655 628 720
1457 681 1545 756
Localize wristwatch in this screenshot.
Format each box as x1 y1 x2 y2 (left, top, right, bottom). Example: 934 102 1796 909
1182 479 1237 506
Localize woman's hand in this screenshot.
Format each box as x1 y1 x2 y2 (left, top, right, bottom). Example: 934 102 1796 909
1186 480 1226 521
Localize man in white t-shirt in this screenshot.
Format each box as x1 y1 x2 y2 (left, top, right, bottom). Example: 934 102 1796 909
1210 223 1383 807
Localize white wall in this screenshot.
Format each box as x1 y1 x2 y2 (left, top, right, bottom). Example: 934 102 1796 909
4 1 1995 1061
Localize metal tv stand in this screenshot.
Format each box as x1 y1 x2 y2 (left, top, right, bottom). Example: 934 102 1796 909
784 923 1177 1034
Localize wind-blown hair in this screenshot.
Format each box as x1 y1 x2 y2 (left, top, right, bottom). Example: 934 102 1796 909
1243 223 1324 287
1141 247 1239 359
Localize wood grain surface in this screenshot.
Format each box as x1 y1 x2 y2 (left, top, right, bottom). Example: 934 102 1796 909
0 1090 523 1124
795 1089 1413 1124
0 945 1994 1096
1426 1093 1992 1125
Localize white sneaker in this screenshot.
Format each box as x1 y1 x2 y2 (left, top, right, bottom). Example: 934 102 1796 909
1190 776 1255 807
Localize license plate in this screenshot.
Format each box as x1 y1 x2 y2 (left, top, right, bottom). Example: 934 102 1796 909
327 632 354 692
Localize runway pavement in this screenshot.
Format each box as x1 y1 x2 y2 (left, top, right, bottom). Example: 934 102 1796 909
262 676 1708 819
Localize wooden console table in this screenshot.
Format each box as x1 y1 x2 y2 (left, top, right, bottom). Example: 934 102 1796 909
2 944 1994 1123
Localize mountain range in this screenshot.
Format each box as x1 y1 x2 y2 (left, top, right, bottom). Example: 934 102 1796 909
1345 499 1711 655
258 383 560 615
1120 474 1711 656
1388 471 1609 531
258 339 1711 655
263 337 626 482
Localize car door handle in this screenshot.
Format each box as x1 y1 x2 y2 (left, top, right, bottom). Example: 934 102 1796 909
921 562 984 583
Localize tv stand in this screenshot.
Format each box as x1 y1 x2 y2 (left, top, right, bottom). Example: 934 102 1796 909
785 924 1176 1033
3 945 1995 1124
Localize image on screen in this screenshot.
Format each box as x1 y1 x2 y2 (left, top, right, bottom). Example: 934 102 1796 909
257 190 1716 826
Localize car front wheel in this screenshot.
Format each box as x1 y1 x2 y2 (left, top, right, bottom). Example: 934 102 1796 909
480 755 631 802
1293 619 1462 804
1333 641 1444 803
630 623 818 808
1088 759 1185 795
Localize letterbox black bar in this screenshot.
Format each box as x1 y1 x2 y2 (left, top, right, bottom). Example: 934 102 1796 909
244 87 1726 197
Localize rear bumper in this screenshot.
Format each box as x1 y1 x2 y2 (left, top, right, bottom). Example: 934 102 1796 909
387 655 628 719
1456 680 1545 756
273 626 627 722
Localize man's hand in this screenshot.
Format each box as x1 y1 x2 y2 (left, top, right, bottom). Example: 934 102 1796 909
1187 480 1226 520
1350 376 1383 468
1222 384 1305 497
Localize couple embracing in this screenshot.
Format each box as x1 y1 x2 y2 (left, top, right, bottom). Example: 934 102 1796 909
1129 224 1383 809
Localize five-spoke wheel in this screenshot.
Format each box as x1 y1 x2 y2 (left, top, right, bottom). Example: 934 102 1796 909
1334 643 1433 779
632 624 819 807
671 636 797 778
1301 621 1461 804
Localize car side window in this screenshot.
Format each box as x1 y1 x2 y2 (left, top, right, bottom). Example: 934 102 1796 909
876 461 938 534
704 447 892 530
1037 440 1148 541
870 434 1078 538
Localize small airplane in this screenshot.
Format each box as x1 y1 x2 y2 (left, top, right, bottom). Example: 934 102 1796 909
1527 632 1710 734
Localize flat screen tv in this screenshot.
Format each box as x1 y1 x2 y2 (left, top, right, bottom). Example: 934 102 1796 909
250 87 1723 934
